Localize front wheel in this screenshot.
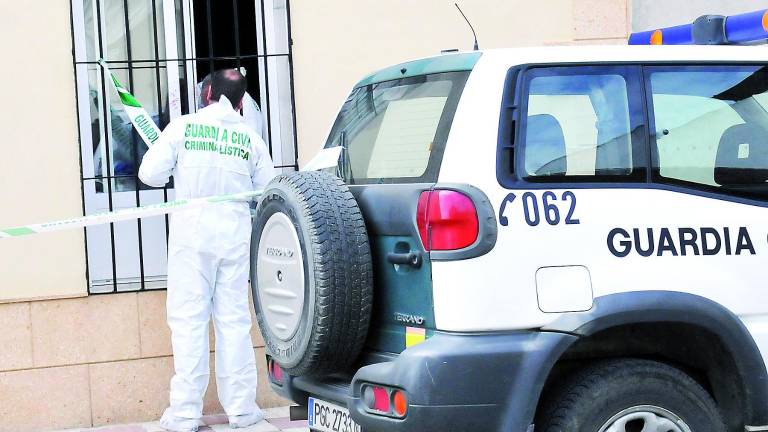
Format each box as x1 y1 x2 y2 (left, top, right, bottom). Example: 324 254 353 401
535 359 725 432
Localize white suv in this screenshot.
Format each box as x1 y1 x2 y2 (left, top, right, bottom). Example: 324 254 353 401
251 45 768 432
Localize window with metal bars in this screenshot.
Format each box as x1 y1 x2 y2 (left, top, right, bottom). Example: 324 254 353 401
70 0 298 294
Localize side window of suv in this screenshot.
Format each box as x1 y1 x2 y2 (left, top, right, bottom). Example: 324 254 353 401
519 66 646 182
647 66 768 200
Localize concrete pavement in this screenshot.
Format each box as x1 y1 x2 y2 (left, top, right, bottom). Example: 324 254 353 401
51 407 308 432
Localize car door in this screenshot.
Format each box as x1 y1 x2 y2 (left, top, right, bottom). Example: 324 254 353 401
322 70 472 353
643 64 768 363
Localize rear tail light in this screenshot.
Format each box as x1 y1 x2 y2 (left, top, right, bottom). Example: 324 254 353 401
371 386 390 412
268 358 283 383
361 384 408 418
417 190 479 251
392 390 408 416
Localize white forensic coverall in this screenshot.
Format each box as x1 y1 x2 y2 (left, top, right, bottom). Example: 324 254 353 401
139 96 276 424
196 81 267 143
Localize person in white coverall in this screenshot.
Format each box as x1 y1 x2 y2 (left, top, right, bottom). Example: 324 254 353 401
138 69 276 432
196 73 267 143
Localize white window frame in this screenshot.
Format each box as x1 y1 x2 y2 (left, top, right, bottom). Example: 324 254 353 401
71 0 298 293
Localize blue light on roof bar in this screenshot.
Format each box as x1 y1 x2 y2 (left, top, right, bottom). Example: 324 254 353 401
629 24 694 45
629 9 768 45
725 9 768 43
627 31 653 45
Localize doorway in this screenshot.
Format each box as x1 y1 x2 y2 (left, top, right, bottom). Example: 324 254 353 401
192 0 261 102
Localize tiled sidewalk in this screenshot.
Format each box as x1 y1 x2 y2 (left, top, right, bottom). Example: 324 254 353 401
52 407 308 432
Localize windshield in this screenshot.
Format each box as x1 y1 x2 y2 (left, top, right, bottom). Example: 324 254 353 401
323 71 470 184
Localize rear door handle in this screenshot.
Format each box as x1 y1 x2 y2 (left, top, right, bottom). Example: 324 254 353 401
387 251 422 268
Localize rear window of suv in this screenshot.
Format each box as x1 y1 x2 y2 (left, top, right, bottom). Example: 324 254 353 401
323 71 470 184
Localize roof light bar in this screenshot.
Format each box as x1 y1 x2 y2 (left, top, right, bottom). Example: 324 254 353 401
725 9 768 43
629 9 768 45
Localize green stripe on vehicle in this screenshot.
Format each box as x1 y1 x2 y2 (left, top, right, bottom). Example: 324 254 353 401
355 52 482 88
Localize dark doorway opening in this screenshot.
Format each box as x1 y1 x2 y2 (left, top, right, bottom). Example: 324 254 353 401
193 0 260 101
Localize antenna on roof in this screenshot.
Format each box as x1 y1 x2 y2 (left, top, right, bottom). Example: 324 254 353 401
455 3 479 51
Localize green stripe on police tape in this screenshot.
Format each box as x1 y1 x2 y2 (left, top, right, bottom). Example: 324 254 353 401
1 227 36 237
99 59 143 108
0 190 263 239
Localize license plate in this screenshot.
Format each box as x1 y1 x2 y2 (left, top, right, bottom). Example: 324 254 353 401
308 397 362 432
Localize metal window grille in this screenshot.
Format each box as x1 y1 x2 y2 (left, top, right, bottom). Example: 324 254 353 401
70 0 299 294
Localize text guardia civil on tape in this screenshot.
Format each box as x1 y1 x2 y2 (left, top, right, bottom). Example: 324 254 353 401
98 59 161 148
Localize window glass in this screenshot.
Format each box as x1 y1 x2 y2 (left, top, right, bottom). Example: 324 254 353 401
323 72 469 184
83 0 169 192
648 66 768 199
521 67 644 182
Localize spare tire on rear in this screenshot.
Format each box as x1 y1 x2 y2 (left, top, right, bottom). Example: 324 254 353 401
251 171 373 376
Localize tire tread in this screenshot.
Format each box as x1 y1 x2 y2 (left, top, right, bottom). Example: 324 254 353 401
253 171 373 376
536 358 725 432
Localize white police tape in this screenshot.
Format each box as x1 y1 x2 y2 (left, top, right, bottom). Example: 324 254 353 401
0 191 262 239
0 61 261 239
0 60 342 240
98 59 161 147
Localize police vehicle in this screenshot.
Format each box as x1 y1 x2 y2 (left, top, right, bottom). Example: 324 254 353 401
251 10 768 432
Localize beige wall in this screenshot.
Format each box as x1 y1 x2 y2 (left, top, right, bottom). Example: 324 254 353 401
0 2 86 302
290 0 631 167
0 291 286 432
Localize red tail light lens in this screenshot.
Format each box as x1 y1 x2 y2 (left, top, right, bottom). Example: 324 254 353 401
417 190 479 251
362 384 408 418
268 358 283 383
370 386 390 412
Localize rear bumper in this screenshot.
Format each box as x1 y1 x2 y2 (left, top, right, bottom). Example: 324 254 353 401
270 331 575 432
